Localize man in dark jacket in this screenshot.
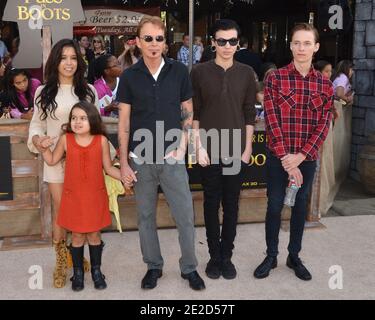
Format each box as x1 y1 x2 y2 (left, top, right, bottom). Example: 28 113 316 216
234 36 262 78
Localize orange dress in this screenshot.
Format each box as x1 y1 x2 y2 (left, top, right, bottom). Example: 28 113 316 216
57 133 111 233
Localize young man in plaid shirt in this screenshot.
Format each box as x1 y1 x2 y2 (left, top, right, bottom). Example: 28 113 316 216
253 23 334 281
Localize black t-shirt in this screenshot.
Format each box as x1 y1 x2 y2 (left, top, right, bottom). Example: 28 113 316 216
117 57 193 162
234 49 262 78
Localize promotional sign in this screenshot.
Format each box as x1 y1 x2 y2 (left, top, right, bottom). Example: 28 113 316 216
0 136 13 201
187 131 267 191
74 7 160 35
2 0 85 68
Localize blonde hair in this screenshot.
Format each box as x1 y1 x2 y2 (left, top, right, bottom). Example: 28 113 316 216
137 16 166 37
92 35 105 51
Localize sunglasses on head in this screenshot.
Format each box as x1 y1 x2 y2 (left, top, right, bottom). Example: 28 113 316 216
215 38 239 47
140 35 165 43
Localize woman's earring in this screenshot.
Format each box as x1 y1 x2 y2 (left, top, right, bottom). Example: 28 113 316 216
210 45 216 52
237 45 241 52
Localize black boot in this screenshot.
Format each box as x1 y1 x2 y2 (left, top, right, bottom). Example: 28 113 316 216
88 241 107 290
206 239 222 279
221 242 237 280
221 258 237 280
205 258 222 279
70 246 84 291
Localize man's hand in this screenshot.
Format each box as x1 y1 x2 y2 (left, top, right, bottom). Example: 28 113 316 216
164 147 186 162
241 147 252 164
197 146 210 167
120 164 137 187
281 153 306 172
287 167 303 187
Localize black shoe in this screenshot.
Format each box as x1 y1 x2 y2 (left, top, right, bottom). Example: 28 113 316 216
205 259 221 279
70 267 84 291
253 256 277 279
221 259 237 280
141 269 162 289
181 271 206 290
286 255 312 281
91 266 107 290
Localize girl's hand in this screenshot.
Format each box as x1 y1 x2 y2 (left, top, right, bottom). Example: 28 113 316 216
39 136 57 149
120 165 137 186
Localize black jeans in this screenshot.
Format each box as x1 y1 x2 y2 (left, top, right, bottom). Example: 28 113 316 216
200 161 245 260
265 152 317 257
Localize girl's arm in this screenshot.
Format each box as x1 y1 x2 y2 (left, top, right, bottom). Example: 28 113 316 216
335 86 351 102
28 86 47 153
10 107 22 119
41 135 66 166
101 136 122 180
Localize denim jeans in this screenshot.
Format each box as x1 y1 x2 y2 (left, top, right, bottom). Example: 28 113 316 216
265 152 317 257
200 160 246 260
130 160 198 274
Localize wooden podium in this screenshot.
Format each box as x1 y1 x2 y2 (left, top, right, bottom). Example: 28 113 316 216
0 119 51 250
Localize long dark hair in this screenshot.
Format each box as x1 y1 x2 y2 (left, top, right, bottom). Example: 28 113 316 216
123 46 141 68
36 39 96 120
331 60 353 82
5 68 33 113
63 101 107 137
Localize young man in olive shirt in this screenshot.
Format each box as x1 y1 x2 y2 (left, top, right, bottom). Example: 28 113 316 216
191 19 256 280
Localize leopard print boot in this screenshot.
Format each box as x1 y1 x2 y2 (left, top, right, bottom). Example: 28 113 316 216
53 239 68 288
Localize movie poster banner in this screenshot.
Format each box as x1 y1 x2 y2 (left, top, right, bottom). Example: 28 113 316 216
187 131 267 191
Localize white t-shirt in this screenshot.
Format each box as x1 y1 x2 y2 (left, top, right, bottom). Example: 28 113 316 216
152 58 165 81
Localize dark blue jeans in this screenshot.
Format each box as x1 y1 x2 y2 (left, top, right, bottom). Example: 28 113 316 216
265 152 317 257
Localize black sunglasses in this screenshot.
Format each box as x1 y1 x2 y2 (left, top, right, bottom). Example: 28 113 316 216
215 38 239 47
140 35 165 43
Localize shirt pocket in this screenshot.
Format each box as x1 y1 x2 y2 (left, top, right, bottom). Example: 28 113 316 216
278 88 296 110
309 92 326 112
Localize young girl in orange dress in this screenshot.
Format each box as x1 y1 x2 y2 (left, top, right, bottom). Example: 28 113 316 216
40 100 121 292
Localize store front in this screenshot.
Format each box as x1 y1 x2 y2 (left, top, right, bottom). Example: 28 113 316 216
0 0 355 64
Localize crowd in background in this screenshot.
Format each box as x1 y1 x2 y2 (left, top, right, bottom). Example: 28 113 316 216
0 29 354 121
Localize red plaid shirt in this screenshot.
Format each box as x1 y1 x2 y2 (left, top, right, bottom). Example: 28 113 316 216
264 62 334 161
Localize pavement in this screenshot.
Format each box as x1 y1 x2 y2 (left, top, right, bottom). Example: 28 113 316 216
0 179 374 300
